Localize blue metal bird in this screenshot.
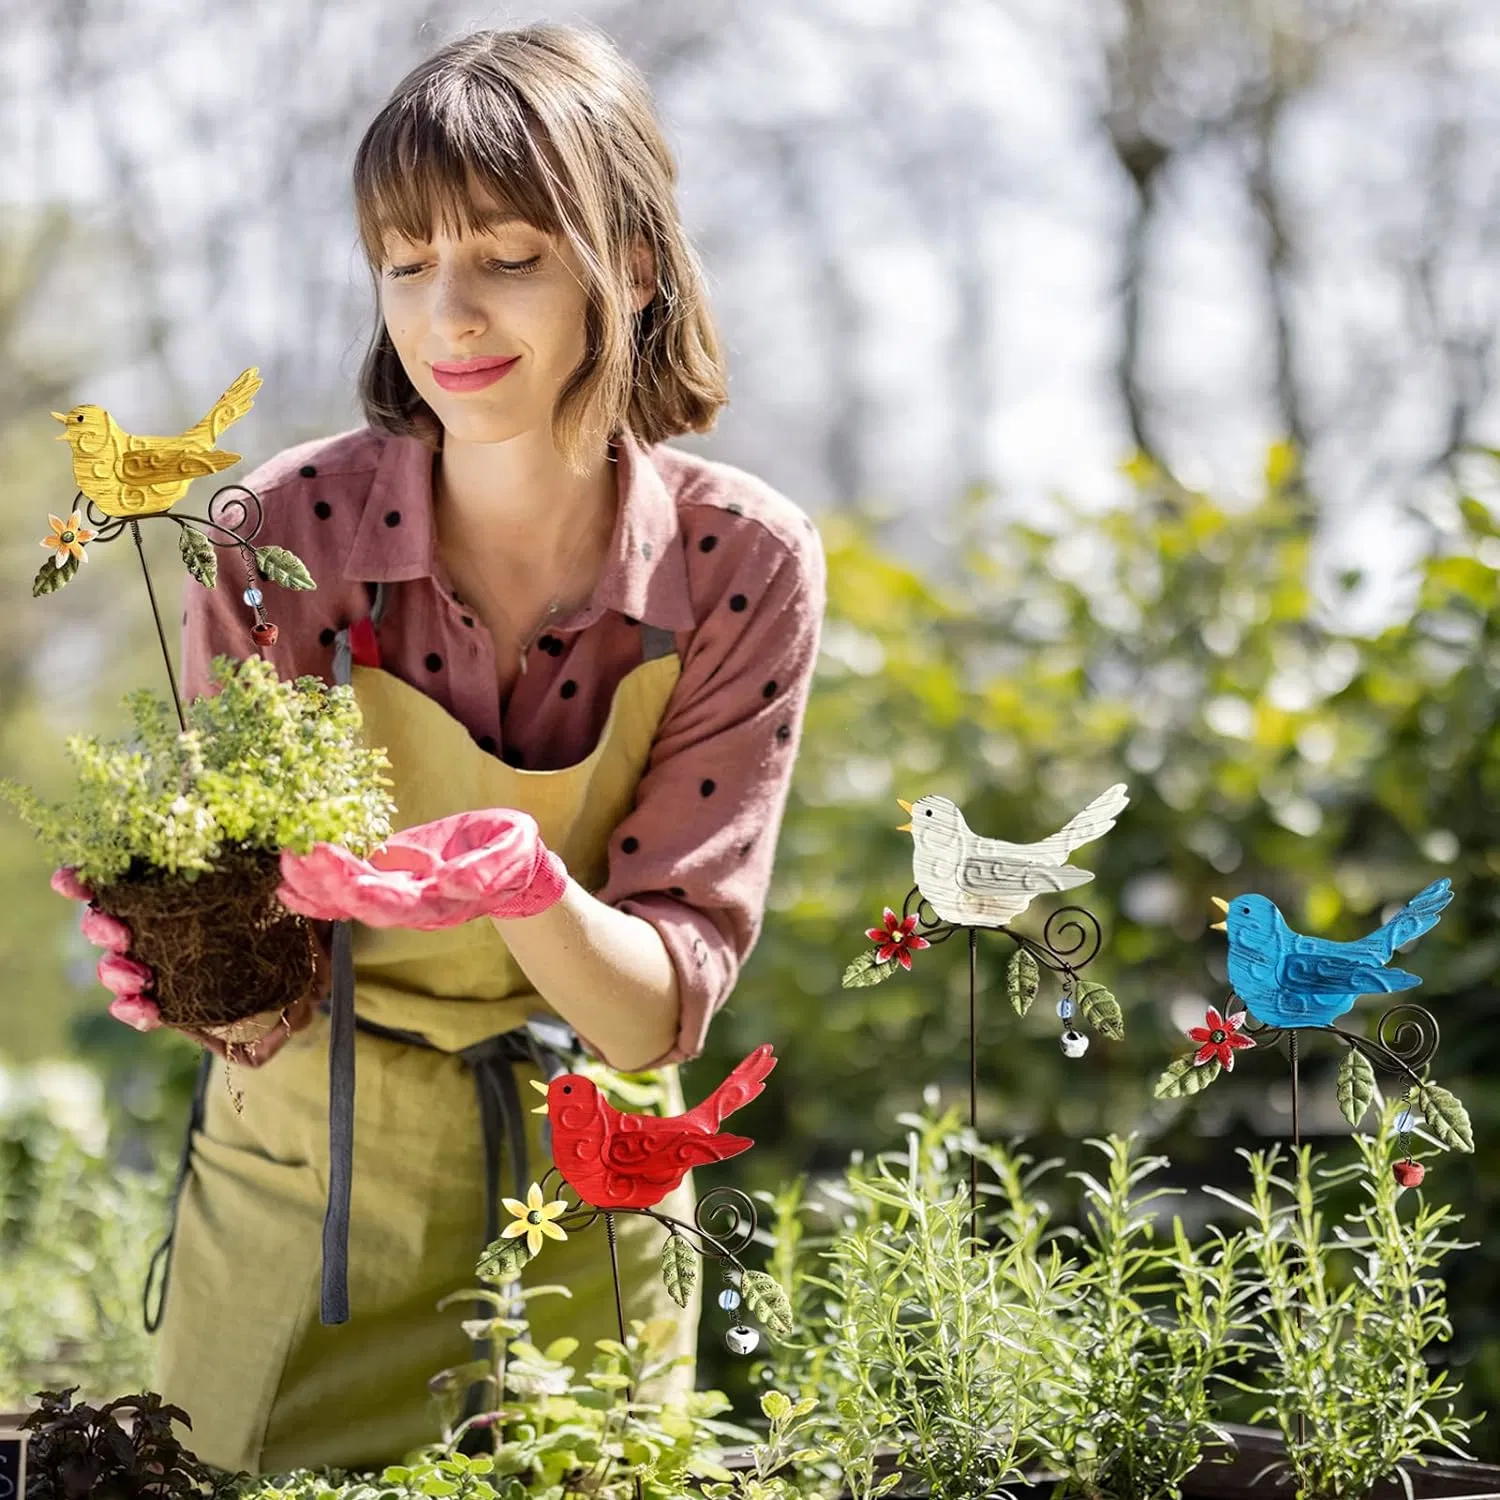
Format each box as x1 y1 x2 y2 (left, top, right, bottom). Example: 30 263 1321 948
1211 879 1453 1030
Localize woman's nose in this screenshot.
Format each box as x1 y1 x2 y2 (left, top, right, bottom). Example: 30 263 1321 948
428 265 488 338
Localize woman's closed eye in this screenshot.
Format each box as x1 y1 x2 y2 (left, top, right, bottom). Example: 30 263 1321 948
385 255 543 280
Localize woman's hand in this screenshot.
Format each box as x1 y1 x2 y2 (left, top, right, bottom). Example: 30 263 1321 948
276 808 568 929
51 866 322 1067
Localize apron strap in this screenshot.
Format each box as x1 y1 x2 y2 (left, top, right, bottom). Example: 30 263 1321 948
142 1049 214 1333
639 622 675 662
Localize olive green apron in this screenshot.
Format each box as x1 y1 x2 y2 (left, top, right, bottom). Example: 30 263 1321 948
149 582 700 1473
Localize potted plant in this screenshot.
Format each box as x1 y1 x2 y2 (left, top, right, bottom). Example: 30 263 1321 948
0 654 394 1033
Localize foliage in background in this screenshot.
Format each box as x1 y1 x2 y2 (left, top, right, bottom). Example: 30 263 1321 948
0 655 394 885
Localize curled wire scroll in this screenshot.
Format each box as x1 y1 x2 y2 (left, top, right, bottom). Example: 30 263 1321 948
1234 997 1440 1089
79 483 267 555
898 886 1103 975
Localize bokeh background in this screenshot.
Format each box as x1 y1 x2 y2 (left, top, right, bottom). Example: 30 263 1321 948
4 0 1500 1456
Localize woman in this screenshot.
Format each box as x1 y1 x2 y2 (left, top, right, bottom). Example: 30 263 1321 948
78 22 824 1473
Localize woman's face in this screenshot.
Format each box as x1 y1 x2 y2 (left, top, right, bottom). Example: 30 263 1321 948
376 190 591 448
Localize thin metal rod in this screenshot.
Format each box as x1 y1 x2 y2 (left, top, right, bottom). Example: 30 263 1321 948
969 926 979 1257
604 1213 643 1500
1289 1027 1306 1449
131 520 186 731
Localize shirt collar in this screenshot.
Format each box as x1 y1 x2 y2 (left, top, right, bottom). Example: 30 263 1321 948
344 429 696 633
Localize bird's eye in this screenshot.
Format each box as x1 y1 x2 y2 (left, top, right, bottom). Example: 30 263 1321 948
924 809 933 817
74 414 82 422
1240 905 1250 913
562 1084 572 1094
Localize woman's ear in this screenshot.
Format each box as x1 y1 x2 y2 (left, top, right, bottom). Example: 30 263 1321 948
629 236 657 315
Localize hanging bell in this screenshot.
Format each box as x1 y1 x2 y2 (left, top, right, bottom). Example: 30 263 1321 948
725 1324 759 1356
1393 1160 1426 1188
1060 1029 1089 1059
251 621 279 648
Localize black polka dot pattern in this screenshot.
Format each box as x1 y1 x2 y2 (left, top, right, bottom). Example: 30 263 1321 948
776 724 791 742
730 594 747 612
314 500 331 519
560 680 577 699
384 510 401 527
425 653 443 672
699 535 718 552
299 464 317 478
763 681 777 698
670 886 686 897
478 734 497 752
319 628 336 647
461 615 474 628
537 635 563 656
700 779 716 797
622 836 639 854
739 840 754 857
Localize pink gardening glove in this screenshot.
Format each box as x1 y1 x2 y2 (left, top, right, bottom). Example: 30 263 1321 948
51 866 160 1032
275 808 568 931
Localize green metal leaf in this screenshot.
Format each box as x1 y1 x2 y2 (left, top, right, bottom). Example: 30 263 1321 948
741 1269 793 1338
842 950 900 988
476 1235 532 1284
1076 980 1123 1040
32 552 80 597
179 526 217 589
1417 1083 1474 1153
1154 1055 1221 1100
1336 1047 1376 1128
255 544 316 591
1006 949 1040 1017
661 1232 697 1309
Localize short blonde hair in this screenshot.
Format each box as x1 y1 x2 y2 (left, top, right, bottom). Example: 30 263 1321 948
352 24 727 467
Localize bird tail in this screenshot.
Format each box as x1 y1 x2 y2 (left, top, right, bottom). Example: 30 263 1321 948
680 1044 777 1132
180 367 262 449
1373 878 1453 957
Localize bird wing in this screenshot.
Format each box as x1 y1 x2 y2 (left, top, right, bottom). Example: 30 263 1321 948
954 855 1093 899
179 366 262 448
1281 951 1422 997
604 1119 753 1178
119 446 240 486
1011 783 1131 865
678 1044 776 1132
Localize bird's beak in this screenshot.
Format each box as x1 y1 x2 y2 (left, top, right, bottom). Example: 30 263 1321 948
1210 896 1229 932
897 797 913 833
50 412 68 440
529 1077 550 1115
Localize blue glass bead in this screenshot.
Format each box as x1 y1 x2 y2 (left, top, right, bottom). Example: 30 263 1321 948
1057 998 1075 1021
718 1288 741 1312
1396 1110 1415 1133
242 586 264 607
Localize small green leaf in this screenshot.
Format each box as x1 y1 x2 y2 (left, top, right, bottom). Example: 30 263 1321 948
476 1235 532 1283
1007 949 1040 1017
1336 1047 1376 1128
842 950 900 988
760 1390 791 1421
1076 980 1123 1040
741 1269 793 1338
1155 1056 1222 1100
179 526 218 589
255 544 316 591
1417 1083 1474 1153
33 552 80 597
661 1232 697 1309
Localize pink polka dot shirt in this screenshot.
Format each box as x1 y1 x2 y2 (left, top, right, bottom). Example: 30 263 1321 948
179 427 827 1066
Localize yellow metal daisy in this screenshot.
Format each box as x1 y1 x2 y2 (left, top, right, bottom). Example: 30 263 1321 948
500 1182 569 1256
41 511 97 566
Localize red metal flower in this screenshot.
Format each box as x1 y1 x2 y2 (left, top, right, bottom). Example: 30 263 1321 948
865 906 931 971
1188 1006 1255 1071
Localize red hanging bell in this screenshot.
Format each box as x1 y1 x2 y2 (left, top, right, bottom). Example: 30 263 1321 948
252 621 280 648
1393 1160 1425 1189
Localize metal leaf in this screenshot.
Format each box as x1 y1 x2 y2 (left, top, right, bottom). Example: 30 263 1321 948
1077 980 1123 1040
254 544 316 591
179 526 218 589
1335 1047 1376 1128
32 552 80 597
476 1235 532 1284
661 1232 697 1309
1417 1082 1474 1153
1007 949 1040 1017
1154 1055 1222 1100
741 1269 793 1338
842 950 900 988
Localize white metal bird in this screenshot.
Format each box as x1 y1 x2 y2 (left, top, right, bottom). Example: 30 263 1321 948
896 784 1130 928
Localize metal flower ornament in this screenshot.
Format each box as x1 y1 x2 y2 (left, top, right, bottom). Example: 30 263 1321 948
477 1043 793 1365
36 368 315 726
1156 879 1474 1185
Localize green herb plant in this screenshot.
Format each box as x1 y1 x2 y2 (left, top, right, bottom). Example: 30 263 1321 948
0 654 394 885
1207 1105 1476 1500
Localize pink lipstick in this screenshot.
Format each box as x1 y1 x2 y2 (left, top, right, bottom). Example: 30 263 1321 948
431 356 520 392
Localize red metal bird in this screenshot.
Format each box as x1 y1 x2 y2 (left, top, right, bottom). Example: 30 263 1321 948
532 1044 778 1210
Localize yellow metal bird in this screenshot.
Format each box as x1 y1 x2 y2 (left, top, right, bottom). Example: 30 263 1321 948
50 366 262 518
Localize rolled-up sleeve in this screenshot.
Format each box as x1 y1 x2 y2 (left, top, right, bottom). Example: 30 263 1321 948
593 522 827 1066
